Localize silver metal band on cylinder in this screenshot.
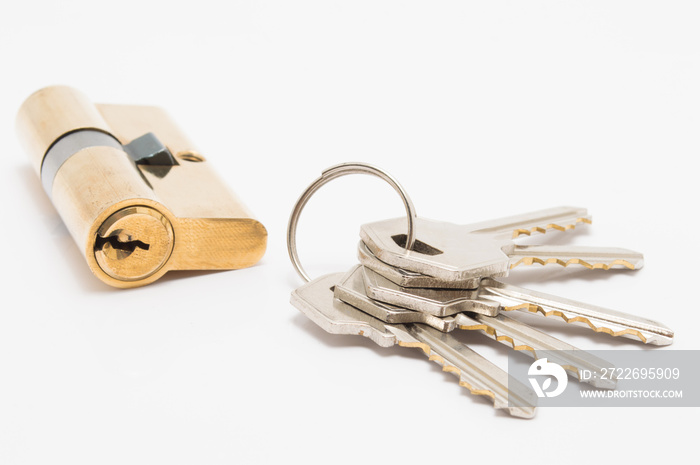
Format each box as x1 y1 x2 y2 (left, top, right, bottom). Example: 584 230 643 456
41 129 122 196
287 162 418 282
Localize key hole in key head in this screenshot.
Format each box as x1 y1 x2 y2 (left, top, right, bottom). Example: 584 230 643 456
391 234 443 256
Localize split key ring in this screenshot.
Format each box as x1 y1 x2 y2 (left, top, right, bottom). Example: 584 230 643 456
287 162 417 282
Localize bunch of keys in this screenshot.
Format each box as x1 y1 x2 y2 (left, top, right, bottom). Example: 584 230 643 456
288 163 674 418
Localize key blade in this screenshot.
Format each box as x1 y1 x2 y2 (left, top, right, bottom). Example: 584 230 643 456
508 245 644 270
464 206 591 239
454 313 616 388
363 266 499 317
334 265 458 331
385 324 536 418
480 279 674 346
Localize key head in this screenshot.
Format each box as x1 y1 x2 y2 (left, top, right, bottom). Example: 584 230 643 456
357 241 482 289
290 273 400 347
362 266 500 317
334 265 458 331
361 217 511 282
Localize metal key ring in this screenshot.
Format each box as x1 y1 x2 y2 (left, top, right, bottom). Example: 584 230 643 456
287 162 417 282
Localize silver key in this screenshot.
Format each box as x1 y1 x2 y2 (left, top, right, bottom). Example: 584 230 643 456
357 260 673 345
361 265 499 317
292 272 536 418
357 261 673 345
334 265 615 388
360 206 643 282
479 278 674 346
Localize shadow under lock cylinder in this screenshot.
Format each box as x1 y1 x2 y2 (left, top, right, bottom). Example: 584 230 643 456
17 86 267 288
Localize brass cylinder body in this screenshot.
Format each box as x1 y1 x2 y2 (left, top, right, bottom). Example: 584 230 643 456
17 87 176 287
17 86 267 288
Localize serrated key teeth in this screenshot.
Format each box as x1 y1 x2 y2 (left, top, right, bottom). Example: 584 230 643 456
509 257 642 270
513 303 672 345
508 246 645 271
455 319 538 355
392 337 511 413
512 216 592 238
466 206 590 238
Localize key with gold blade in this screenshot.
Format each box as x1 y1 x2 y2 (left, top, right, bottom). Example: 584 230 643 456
360 206 643 283
477 278 674 346
361 263 673 346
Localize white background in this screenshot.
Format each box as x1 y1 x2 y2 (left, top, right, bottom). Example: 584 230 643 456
1 1 698 463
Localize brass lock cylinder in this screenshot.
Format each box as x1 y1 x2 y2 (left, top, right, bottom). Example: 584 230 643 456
17 86 266 288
